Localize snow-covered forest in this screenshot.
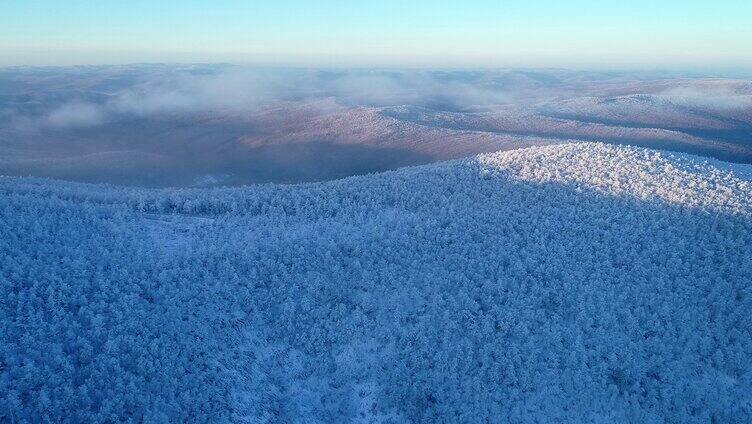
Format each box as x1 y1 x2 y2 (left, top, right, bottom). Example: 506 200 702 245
2 143 751 422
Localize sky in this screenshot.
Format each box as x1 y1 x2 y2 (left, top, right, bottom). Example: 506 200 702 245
1 0 751 69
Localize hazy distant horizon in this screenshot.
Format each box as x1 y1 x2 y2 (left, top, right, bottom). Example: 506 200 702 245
3 55 752 74
3 62 752 83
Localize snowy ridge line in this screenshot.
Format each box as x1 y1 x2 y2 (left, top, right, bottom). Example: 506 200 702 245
1 142 751 216
382 105 724 150
475 143 752 216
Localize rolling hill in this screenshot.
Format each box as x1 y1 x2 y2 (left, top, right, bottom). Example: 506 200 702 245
2 143 751 422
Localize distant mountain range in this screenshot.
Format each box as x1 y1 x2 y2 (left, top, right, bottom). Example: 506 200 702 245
2 65 751 186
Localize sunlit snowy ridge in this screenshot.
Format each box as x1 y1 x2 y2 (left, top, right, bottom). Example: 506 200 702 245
1 143 751 422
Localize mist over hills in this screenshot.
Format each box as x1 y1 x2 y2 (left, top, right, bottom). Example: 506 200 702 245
2 64 751 187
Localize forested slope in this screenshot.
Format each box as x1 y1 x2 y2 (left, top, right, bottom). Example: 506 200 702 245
2 143 751 422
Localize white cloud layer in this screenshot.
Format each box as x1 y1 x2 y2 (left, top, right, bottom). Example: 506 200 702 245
46 101 107 128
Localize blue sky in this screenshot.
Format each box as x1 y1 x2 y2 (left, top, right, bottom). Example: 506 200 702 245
1 0 751 68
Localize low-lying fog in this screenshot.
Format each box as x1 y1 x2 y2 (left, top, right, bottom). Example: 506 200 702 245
2 64 751 187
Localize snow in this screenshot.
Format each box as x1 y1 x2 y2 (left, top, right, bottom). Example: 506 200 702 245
1 142 751 422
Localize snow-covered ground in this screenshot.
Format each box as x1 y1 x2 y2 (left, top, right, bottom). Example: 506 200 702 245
1 143 751 422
